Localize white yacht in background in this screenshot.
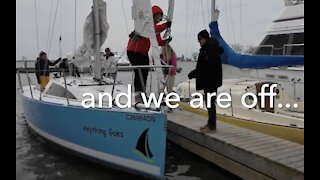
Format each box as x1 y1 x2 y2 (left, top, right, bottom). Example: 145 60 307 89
174 0 304 134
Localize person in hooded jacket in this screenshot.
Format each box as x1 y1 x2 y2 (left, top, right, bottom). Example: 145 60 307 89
35 51 61 91
127 5 172 103
188 29 224 133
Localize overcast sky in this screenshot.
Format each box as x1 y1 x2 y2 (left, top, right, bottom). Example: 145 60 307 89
16 0 284 60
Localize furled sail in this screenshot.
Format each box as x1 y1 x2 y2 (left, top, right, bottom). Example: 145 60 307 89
163 0 174 39
209 9 304 69
132 0 173 95
69 0 109 68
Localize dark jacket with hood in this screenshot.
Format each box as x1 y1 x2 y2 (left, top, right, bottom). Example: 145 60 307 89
35 57 61 81
188 37 224 91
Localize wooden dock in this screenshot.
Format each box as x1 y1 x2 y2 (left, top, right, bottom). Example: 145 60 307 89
166 109 304 180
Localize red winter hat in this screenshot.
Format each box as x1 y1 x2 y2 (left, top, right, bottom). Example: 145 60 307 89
152 5 163 16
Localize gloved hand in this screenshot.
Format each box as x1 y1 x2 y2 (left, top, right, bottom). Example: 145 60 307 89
129 31 135 38
58 57 62 61
188 69 196 79
166 21 172 28
167 36 172 43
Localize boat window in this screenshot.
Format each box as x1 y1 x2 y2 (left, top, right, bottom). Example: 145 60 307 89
256 34 289 55
255 33 304 55
46 83 77 100
290 33 304 55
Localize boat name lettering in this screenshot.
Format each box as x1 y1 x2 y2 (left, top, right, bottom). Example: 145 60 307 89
83 126 124 138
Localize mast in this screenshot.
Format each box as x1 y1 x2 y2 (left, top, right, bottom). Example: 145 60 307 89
93 0 101 81
211 0 216 21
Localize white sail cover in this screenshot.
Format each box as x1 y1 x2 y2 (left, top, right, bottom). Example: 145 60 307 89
132 0 175 95
70 0 109 68
131 0 154 38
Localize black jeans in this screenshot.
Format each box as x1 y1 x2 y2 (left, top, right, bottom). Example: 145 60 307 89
127 51 149 93
204 89 217 130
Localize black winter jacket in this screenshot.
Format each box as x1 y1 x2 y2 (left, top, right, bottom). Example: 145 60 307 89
35 57 61 81
188 38 224 91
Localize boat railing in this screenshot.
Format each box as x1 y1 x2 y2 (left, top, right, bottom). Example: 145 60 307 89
256 45 274 55
112 65 173 99
257 43 304 55
16 68 71 104
17 64 173 109
283 43 304 55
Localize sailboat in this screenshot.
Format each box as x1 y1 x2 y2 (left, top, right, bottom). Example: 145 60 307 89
17 0 175 178
174 0 304 143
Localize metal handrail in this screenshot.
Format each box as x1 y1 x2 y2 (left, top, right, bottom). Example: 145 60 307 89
283 43 304 55
24 62 34 99
63 69 70 105
257 45 274 55
257 43 304 55
18 64 173 108
111 65 173 98
16 68 67 73
17 70 23 93
117 65 173 70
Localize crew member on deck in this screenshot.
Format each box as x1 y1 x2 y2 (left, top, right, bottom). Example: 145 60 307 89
127 5 172 103
35 51 61 91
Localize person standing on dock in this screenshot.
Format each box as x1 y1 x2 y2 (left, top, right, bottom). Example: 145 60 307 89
35 51 61 91
188 29 224 133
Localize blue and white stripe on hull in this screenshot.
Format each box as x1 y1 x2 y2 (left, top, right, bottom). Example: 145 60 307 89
20 93 167 178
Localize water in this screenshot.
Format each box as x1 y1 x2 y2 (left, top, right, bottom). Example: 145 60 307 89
16 61 241 180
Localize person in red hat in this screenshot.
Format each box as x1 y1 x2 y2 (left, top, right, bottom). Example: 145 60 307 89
127 5 172 103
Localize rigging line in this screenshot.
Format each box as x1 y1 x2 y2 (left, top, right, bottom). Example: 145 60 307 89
191 1 199 43
34 0 40 54
74 0 77 59
48 0 60 56
186 0 195 57
224 0 230 44
118 39 137 59
120 0 129 35
184 0 188 57
228 0 237 45
200 0 206 28
189 1 200 56
239 0 243 45
47 0 54 52
207 0 210 24
188 0 198 56
59 0 63 58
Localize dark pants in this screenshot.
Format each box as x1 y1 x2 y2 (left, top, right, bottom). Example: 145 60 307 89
127 51 149 93
204 89 217 130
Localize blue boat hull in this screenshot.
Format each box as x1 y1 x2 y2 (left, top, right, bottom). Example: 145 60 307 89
20 94 167 178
